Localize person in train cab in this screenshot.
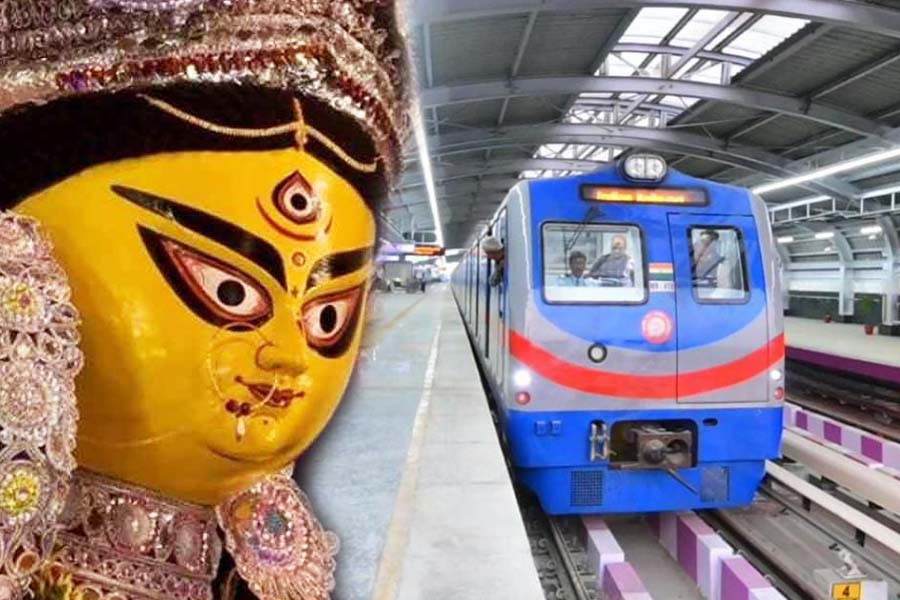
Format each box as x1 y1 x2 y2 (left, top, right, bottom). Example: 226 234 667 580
557 251 593 286
483 236 505 287
693 229 724 287
0 2 409 600
588 235 634 285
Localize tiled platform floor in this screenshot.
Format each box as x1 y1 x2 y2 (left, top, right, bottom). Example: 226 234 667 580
295 285 542 600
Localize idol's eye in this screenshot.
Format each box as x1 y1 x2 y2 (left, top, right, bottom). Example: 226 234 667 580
301 286 363 354
139 227 273 327
274 171 320 225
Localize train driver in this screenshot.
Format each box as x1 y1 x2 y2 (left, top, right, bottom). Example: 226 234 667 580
588 235 635 286
692 229 723 287
557 251 597 286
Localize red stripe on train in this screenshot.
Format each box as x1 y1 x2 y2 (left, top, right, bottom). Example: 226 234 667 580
509 331 785 399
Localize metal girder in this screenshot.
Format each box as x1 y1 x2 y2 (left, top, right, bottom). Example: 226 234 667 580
409 0 900 41
795 222 854 315
497 9 539 127
572 98 682 115
410 123 861 200
617 12 741 124
729 128 900 190
401 157 601 189
420 76 891 140
612 43 753 67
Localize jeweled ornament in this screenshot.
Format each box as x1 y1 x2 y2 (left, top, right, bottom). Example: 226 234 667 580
0 464 44 525
0 212 81 598
217 475 339 600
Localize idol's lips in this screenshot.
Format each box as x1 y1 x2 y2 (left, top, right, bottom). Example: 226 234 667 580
236 378 305 408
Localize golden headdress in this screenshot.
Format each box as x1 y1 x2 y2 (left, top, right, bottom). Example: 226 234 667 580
0 0 410 180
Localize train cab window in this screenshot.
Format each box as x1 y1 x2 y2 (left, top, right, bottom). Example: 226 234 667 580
689 227 748 302
542 223 646 303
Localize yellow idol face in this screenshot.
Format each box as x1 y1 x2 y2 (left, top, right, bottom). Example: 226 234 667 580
18 148 375 505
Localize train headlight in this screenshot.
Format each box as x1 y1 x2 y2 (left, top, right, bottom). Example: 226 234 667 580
513 369 532 388
623 154 667 182
770 369 783 382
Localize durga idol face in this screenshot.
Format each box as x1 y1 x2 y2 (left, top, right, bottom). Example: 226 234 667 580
19 145 374 505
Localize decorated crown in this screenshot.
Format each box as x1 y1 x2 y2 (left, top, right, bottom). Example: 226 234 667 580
0 0 410 180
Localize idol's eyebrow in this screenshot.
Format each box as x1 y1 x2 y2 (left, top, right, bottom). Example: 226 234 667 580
306 247 373 291
111 184 287 289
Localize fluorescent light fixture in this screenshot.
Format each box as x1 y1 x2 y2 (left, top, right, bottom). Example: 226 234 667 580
814 231 835 240
752 146 900 195
776 235 794 243
412 105 444 247
860 225 883 235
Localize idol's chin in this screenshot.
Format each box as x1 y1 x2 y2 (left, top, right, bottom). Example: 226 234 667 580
205 417 306 466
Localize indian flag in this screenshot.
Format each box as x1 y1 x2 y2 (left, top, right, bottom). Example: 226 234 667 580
649 262 674 281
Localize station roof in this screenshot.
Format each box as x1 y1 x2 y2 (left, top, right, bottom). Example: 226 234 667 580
390 1 900 250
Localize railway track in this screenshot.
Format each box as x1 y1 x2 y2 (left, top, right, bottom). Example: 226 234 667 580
521 465 900 600
787 360 900 442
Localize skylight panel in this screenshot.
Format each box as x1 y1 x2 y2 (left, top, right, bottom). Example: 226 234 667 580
658 95 699 108
723 15 808 59
536 143 565 157
619 8 689 45
606 53 636 77
669 10 731 48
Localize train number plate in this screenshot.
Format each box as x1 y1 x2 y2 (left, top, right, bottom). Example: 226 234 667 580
831 582 861 600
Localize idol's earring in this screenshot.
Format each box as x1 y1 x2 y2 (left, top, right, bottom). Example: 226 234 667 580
0 212 82 596
216 474 339 600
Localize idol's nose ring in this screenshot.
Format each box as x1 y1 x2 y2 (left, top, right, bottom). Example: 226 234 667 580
255 342 307 376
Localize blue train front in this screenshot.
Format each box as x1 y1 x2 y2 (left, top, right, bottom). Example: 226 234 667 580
452 155 785 515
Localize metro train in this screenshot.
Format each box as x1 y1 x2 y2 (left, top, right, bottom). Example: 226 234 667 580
451 154 785 514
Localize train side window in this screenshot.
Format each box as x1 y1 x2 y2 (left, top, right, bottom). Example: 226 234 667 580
542 222 646 304
688 227 749 303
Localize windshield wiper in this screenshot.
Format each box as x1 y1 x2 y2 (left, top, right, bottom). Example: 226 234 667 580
564 205 601 254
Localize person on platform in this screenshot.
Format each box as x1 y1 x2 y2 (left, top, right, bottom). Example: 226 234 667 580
0 2 409 600
588 235 634 285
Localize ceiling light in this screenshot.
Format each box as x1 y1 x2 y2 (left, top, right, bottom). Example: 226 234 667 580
412 104 444 247
776 236 794 243
752 146 900 195
814 231 835 240
860 225 883 235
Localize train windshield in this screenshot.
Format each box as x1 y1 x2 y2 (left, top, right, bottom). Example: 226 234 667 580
542 223 646 303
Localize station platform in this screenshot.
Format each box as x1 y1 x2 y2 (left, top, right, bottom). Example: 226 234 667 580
294 285 543 600
785 316 900 386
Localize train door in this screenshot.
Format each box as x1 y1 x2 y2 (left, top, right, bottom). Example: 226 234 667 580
483 226 492 359
667 214 768 403
490 210 507 377
474 243 481 339
468 250 475 323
